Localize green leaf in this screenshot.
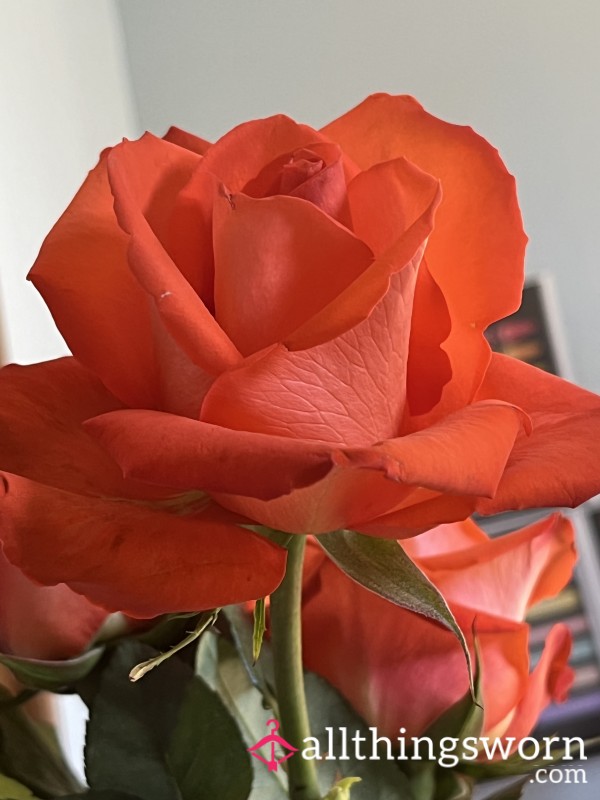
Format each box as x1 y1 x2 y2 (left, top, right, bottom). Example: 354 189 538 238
252 598 267 664
0 648 104 692
0 773 39 799
0 687 81 798
86 638 253 800
85 640 190 800
408 765 473 800
481 777 529 800
167 673 253 800
317 531 473 692
407 763 436 800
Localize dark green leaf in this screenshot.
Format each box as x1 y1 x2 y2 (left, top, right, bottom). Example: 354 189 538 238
0 687 81 798
85 640 190 800
167 673 253 800
407 763 436 800
0 648 104 692
317 531 473 691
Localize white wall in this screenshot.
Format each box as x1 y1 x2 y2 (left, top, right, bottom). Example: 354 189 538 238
0 0 139 365
118 0 600 394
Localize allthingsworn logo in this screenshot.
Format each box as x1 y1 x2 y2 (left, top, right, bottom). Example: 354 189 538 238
248 719 298 772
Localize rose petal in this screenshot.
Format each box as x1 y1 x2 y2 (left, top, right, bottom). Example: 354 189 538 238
416 513 576 622
28 152 160 409
340 400 529 500
85 409 336 501
217 466 415 536
348 156 439 257
474 615 532 734
323 94 527 418
475 353 600 512
157 167 218 311
204 402 525 537
348 159 452 414
107 136 242 375
357 492 477 539
0 473 286 618
402 517 489 559
488 624 574 741
212 192 373 354
202 252 418 447
199 114 328 192
244 142 353 225
0 358 164 499
0 549 106 660
286 167 441 352
163 126 211 155
405 259 452 415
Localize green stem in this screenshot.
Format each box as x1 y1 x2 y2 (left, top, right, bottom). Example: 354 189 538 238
270 535 321 800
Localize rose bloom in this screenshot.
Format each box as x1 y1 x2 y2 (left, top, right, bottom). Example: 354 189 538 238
302 514 576 744
1 94 600 617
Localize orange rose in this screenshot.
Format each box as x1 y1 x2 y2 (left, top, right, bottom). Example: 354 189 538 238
301 514 575 743
1 94 599 617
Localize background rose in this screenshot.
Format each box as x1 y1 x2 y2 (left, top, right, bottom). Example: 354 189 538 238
0 548 106 661
2 95 600 618
301 514 576 746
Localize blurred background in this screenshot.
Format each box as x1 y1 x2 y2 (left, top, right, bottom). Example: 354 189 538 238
2 0 600 795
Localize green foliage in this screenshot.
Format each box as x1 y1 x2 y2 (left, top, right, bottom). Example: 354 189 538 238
85 639 252 800
167 673 253 800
